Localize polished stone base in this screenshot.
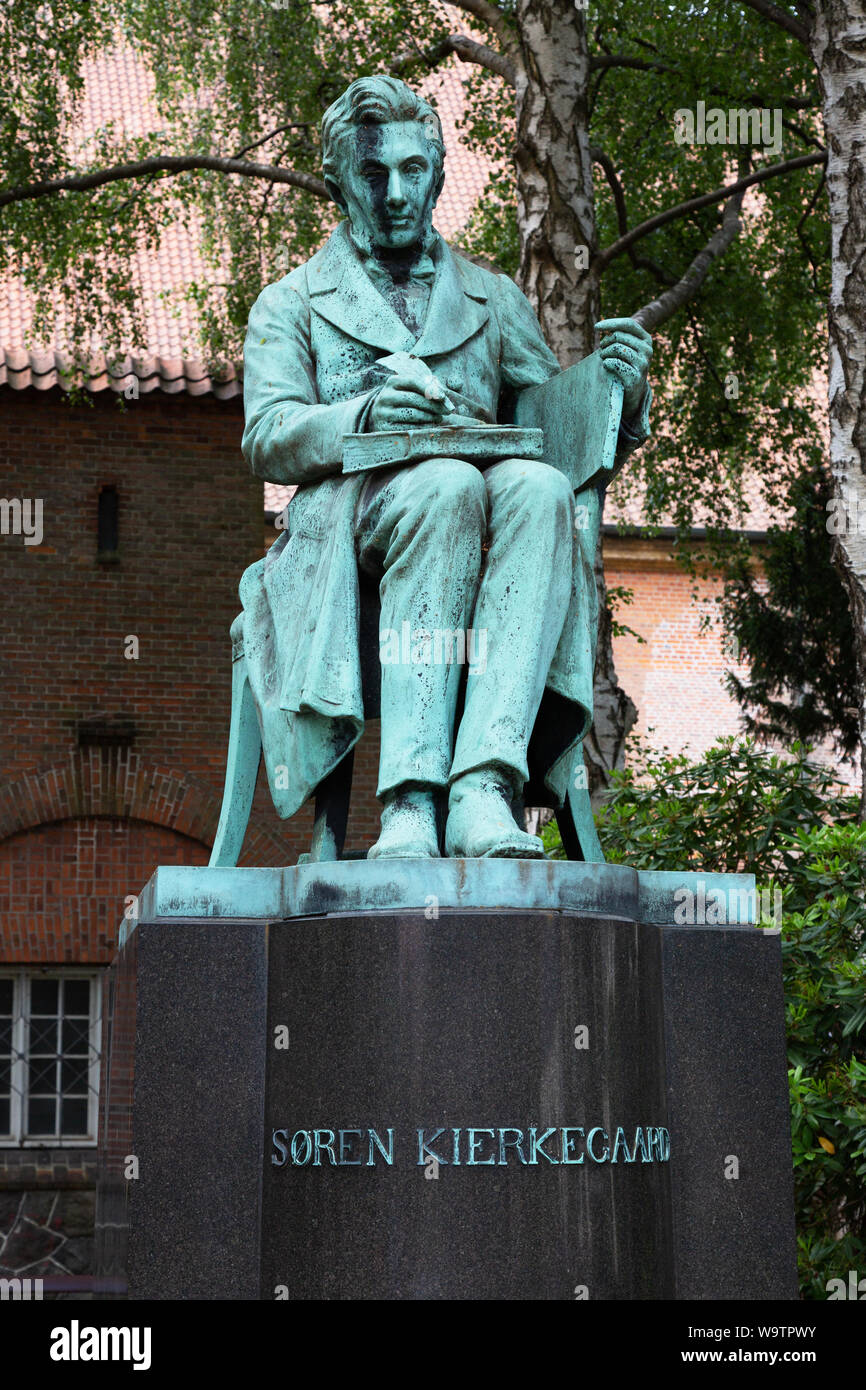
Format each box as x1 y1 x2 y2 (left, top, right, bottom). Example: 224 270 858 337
97 864 797 1300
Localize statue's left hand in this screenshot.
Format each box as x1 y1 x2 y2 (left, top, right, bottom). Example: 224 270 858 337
596 318 652 420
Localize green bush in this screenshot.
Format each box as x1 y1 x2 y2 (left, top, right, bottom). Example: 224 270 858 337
544 735 866 1298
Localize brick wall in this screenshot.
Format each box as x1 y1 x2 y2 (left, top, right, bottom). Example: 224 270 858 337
605 538 749 758
0 817 207 965
0 386 391 975
606 537 857 787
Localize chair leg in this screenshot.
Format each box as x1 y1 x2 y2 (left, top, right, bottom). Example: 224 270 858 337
209 653 262 867
555 746 605 863
555 796 582 860
309 748 355 862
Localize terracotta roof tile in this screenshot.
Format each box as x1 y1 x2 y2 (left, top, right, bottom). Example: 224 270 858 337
0 345 241 398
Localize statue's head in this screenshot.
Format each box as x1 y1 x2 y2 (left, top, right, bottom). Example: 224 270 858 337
321 76 445 254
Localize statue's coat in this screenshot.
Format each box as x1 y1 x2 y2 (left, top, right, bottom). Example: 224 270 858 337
238 221 651 818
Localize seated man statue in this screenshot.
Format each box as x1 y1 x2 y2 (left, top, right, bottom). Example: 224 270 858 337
239 75 652 860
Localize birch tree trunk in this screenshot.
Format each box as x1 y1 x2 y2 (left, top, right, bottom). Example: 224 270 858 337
513 0 636 797
811 0 866 810
513 0 597 363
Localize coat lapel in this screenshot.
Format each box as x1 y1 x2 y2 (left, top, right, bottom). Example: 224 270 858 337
307 223 417 354
413 242 489 359
307 223 490 359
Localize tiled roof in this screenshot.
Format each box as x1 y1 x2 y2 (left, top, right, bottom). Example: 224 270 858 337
0 346 242 398
0 44 488 397
265 482 296 517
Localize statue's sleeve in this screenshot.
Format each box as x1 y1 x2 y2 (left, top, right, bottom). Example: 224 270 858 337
241 278 377 485
493 274 561 390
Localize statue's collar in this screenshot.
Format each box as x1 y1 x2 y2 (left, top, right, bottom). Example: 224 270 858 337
347 223 439 286
307 221 490 357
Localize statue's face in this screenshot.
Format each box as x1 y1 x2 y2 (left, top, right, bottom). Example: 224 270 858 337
334 120 441 251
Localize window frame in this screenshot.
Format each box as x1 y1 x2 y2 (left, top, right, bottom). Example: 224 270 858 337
0 970 102 1149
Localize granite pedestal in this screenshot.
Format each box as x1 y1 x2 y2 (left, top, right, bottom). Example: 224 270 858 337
96 861 798 1300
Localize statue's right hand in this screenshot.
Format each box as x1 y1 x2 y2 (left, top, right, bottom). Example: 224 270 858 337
368 374 449 431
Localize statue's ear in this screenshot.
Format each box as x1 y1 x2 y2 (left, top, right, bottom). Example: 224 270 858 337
431 167 445 207
324 177 348 212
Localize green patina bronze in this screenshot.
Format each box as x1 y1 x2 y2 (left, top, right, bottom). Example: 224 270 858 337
221 76 653 862
120 862 761 944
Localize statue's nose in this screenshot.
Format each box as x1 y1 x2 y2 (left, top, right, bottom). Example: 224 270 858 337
386 170 406 207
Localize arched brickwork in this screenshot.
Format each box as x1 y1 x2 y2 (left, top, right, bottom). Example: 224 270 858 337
0 749 292 870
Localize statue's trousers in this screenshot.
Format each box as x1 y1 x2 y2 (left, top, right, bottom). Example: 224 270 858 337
356 455 574 796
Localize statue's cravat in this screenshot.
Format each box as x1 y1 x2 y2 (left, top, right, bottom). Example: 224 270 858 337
351 229 439 338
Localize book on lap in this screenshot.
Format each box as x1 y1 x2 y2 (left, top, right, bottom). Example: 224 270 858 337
342 425 544 473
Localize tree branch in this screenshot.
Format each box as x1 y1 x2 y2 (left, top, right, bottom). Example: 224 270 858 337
442 0 517 53
633 186 746 330
0 155 329 209
795 165 827 291
591 146 677 284
739 0 810 46
589 53 671 73
392 32 516 84
591 147 629 231
232 122 314 161
595 149 826 270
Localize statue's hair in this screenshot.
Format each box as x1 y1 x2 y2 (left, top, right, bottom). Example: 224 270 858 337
321 76 445 185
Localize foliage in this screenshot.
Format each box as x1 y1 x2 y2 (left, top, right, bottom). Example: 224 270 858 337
2 1 829 457
544 735 866 1298
457 1 829 549
543 734 853 873
0 0 450 367
456 166 519 277
606 584 646 644
721 462 860 759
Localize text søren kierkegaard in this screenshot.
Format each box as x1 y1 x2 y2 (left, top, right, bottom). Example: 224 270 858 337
271 1126 672 1168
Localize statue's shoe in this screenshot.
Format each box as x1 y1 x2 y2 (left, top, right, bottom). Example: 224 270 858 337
445 768 547 859
368 786 440 859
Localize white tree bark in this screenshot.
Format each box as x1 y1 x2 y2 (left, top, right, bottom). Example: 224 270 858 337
513 0 636 794
513 0 597 363
811 0 866 808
